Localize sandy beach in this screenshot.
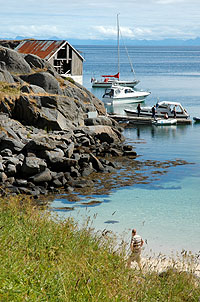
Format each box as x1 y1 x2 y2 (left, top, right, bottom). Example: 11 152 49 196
130 254 200 278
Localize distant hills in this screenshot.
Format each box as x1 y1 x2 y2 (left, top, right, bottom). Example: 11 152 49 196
1 36 200 46
68 37 200 46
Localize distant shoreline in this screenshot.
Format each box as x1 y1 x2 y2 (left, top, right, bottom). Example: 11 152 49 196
1 37 200 47
72 39 200 47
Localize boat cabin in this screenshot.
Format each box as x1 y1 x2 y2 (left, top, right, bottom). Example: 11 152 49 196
103 85 138 97
15 40 84 84
157 101 186 115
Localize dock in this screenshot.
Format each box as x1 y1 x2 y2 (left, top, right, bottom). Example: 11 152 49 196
109 114 192 125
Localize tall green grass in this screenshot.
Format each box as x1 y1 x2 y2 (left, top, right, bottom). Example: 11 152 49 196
0 196 199 301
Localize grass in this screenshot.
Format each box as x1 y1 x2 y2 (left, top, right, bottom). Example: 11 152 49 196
0 196 199 301
65 77 75 84
0 82 20 97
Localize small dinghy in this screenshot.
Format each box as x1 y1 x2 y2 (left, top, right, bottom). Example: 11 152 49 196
193 117 200 122
152 118 177 126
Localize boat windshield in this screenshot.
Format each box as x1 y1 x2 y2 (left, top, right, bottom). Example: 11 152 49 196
104 88 114 97
158 104 168 109
169 104 184 113
124 88 133 94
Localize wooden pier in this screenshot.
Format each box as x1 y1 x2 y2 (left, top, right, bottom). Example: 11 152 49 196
109 114 192 125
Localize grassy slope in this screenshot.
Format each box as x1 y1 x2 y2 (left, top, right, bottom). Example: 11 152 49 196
0 196 199 302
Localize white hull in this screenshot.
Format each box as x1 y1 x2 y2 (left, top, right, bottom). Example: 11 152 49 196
103 93 150 103
103 93 150 101
103 97 145 105
92 79 140 88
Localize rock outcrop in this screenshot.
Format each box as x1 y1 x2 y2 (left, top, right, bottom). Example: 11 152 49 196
0 45 137 198
0 46 31 74
0 113 137 197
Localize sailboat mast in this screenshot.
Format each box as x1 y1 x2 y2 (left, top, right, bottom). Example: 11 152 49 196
117 14 120 80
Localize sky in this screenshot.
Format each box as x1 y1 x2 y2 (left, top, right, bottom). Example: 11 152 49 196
0 0 200 41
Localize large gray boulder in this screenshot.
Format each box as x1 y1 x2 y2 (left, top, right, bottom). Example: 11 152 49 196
0 46 31 74
24 54 58 77
38 148 65 161
13 94 85 130
86 125 124 143
21 156 47 176
0 113 30 140
29 168 52 183
90 153 104 172
20 72 63 95
38 107 70 131
24 53 48 69
23 136 58 153
0 137 25 153
30 85 46 94
13 95 39 125
84 116 119 127
20 84 46 94
0 68 14 83
49 157 77 172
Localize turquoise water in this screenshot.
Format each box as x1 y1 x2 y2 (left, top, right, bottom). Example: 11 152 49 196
51 46 200 256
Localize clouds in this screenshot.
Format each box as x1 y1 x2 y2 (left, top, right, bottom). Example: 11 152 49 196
94 26 135 39
94 26 153 40
0 0 200 41
9 25 63 38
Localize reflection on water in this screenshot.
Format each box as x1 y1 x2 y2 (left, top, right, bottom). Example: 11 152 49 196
105 102 141 115
132 124 190 140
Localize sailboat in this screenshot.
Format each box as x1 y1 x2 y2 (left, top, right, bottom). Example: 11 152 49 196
91 15 140 88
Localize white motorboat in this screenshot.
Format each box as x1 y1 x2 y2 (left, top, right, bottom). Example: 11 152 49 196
152 118 177 126
102 85 151 104
124 101 189 119
91 15 139 89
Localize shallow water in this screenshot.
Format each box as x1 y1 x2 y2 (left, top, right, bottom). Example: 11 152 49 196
51 46 200 256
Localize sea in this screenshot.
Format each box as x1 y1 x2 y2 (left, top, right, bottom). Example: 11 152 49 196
50 45 200 257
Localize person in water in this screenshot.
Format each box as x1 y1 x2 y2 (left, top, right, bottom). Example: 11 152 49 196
127 229 144 269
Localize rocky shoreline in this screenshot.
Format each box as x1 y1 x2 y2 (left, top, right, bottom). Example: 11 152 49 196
0 45 136 198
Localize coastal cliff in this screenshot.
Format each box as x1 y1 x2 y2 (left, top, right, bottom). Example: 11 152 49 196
0 46 136 197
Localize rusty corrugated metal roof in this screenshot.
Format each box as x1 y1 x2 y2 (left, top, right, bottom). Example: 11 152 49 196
15 40 84 61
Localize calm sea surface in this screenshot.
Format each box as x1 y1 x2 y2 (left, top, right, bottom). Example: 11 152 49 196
51 46 200 256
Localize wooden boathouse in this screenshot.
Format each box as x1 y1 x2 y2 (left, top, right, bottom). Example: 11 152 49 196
15 40 84 84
